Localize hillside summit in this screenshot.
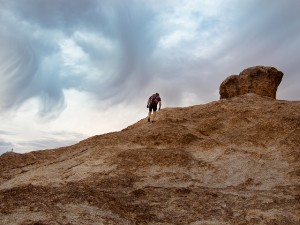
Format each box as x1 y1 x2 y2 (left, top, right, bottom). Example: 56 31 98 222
0 67 299 225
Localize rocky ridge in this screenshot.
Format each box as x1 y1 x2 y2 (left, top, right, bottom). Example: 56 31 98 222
0 93 299 225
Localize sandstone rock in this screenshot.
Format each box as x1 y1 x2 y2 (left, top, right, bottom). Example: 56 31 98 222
220 66 284 99
0 94 299 225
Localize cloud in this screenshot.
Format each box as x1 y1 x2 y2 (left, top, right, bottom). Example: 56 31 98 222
1 0 163 116
1 0 299 103
211 0 300 100
16 131 85 152
1 0 299 108
2 0 99 30
0 34 37 108
0 139 13 154
0 127 86 154
0 18 66 118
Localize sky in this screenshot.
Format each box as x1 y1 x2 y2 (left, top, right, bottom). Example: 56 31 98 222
0 0 299 154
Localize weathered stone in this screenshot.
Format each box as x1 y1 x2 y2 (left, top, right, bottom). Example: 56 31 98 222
220 66 284 99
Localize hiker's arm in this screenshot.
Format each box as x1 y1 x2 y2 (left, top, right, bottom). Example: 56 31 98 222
158 101 161 110
147 98 150 107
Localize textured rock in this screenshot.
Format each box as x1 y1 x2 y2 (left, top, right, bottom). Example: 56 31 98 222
220 66 284 99
0 94 299 225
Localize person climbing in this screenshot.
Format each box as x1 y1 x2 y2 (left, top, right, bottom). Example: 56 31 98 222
147 93 161 122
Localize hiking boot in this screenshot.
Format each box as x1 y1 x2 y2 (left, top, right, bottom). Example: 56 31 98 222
148 117 150 122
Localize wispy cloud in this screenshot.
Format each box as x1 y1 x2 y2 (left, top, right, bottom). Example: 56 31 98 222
0 139 13 154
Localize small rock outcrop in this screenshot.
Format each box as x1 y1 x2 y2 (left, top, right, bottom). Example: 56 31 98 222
220 66 284 99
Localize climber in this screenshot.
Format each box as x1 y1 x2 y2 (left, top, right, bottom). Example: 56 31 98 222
147 93 161 123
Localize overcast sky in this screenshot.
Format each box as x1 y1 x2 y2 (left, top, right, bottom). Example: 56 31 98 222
0 0 299 154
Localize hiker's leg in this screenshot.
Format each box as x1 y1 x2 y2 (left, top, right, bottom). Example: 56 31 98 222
152 111 156 121
148 105 153 122
151 104 157 122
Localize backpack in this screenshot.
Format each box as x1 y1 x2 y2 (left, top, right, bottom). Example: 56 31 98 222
150 94 157 104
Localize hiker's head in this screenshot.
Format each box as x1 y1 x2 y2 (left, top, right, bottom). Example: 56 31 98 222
156 93 159 96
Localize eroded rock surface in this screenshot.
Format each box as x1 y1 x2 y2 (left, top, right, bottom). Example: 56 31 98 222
220 66 284 99
0 94 299 225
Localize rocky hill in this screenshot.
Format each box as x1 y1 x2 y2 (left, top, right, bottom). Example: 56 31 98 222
0 92 299 225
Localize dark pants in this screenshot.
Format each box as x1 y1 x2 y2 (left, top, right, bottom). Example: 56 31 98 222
149 103 157 112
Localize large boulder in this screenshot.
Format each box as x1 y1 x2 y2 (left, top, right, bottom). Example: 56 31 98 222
220 66 284 99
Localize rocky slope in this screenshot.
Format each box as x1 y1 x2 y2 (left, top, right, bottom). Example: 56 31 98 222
0 93 299 225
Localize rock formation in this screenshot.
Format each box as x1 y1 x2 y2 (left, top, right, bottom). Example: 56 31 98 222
220 66 284 99
0 94 299 223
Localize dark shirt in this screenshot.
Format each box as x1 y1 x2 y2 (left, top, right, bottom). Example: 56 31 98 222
149 96 161 105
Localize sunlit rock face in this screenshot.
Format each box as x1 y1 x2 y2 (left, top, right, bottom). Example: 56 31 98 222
1 68 299 225
220 66 284 99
